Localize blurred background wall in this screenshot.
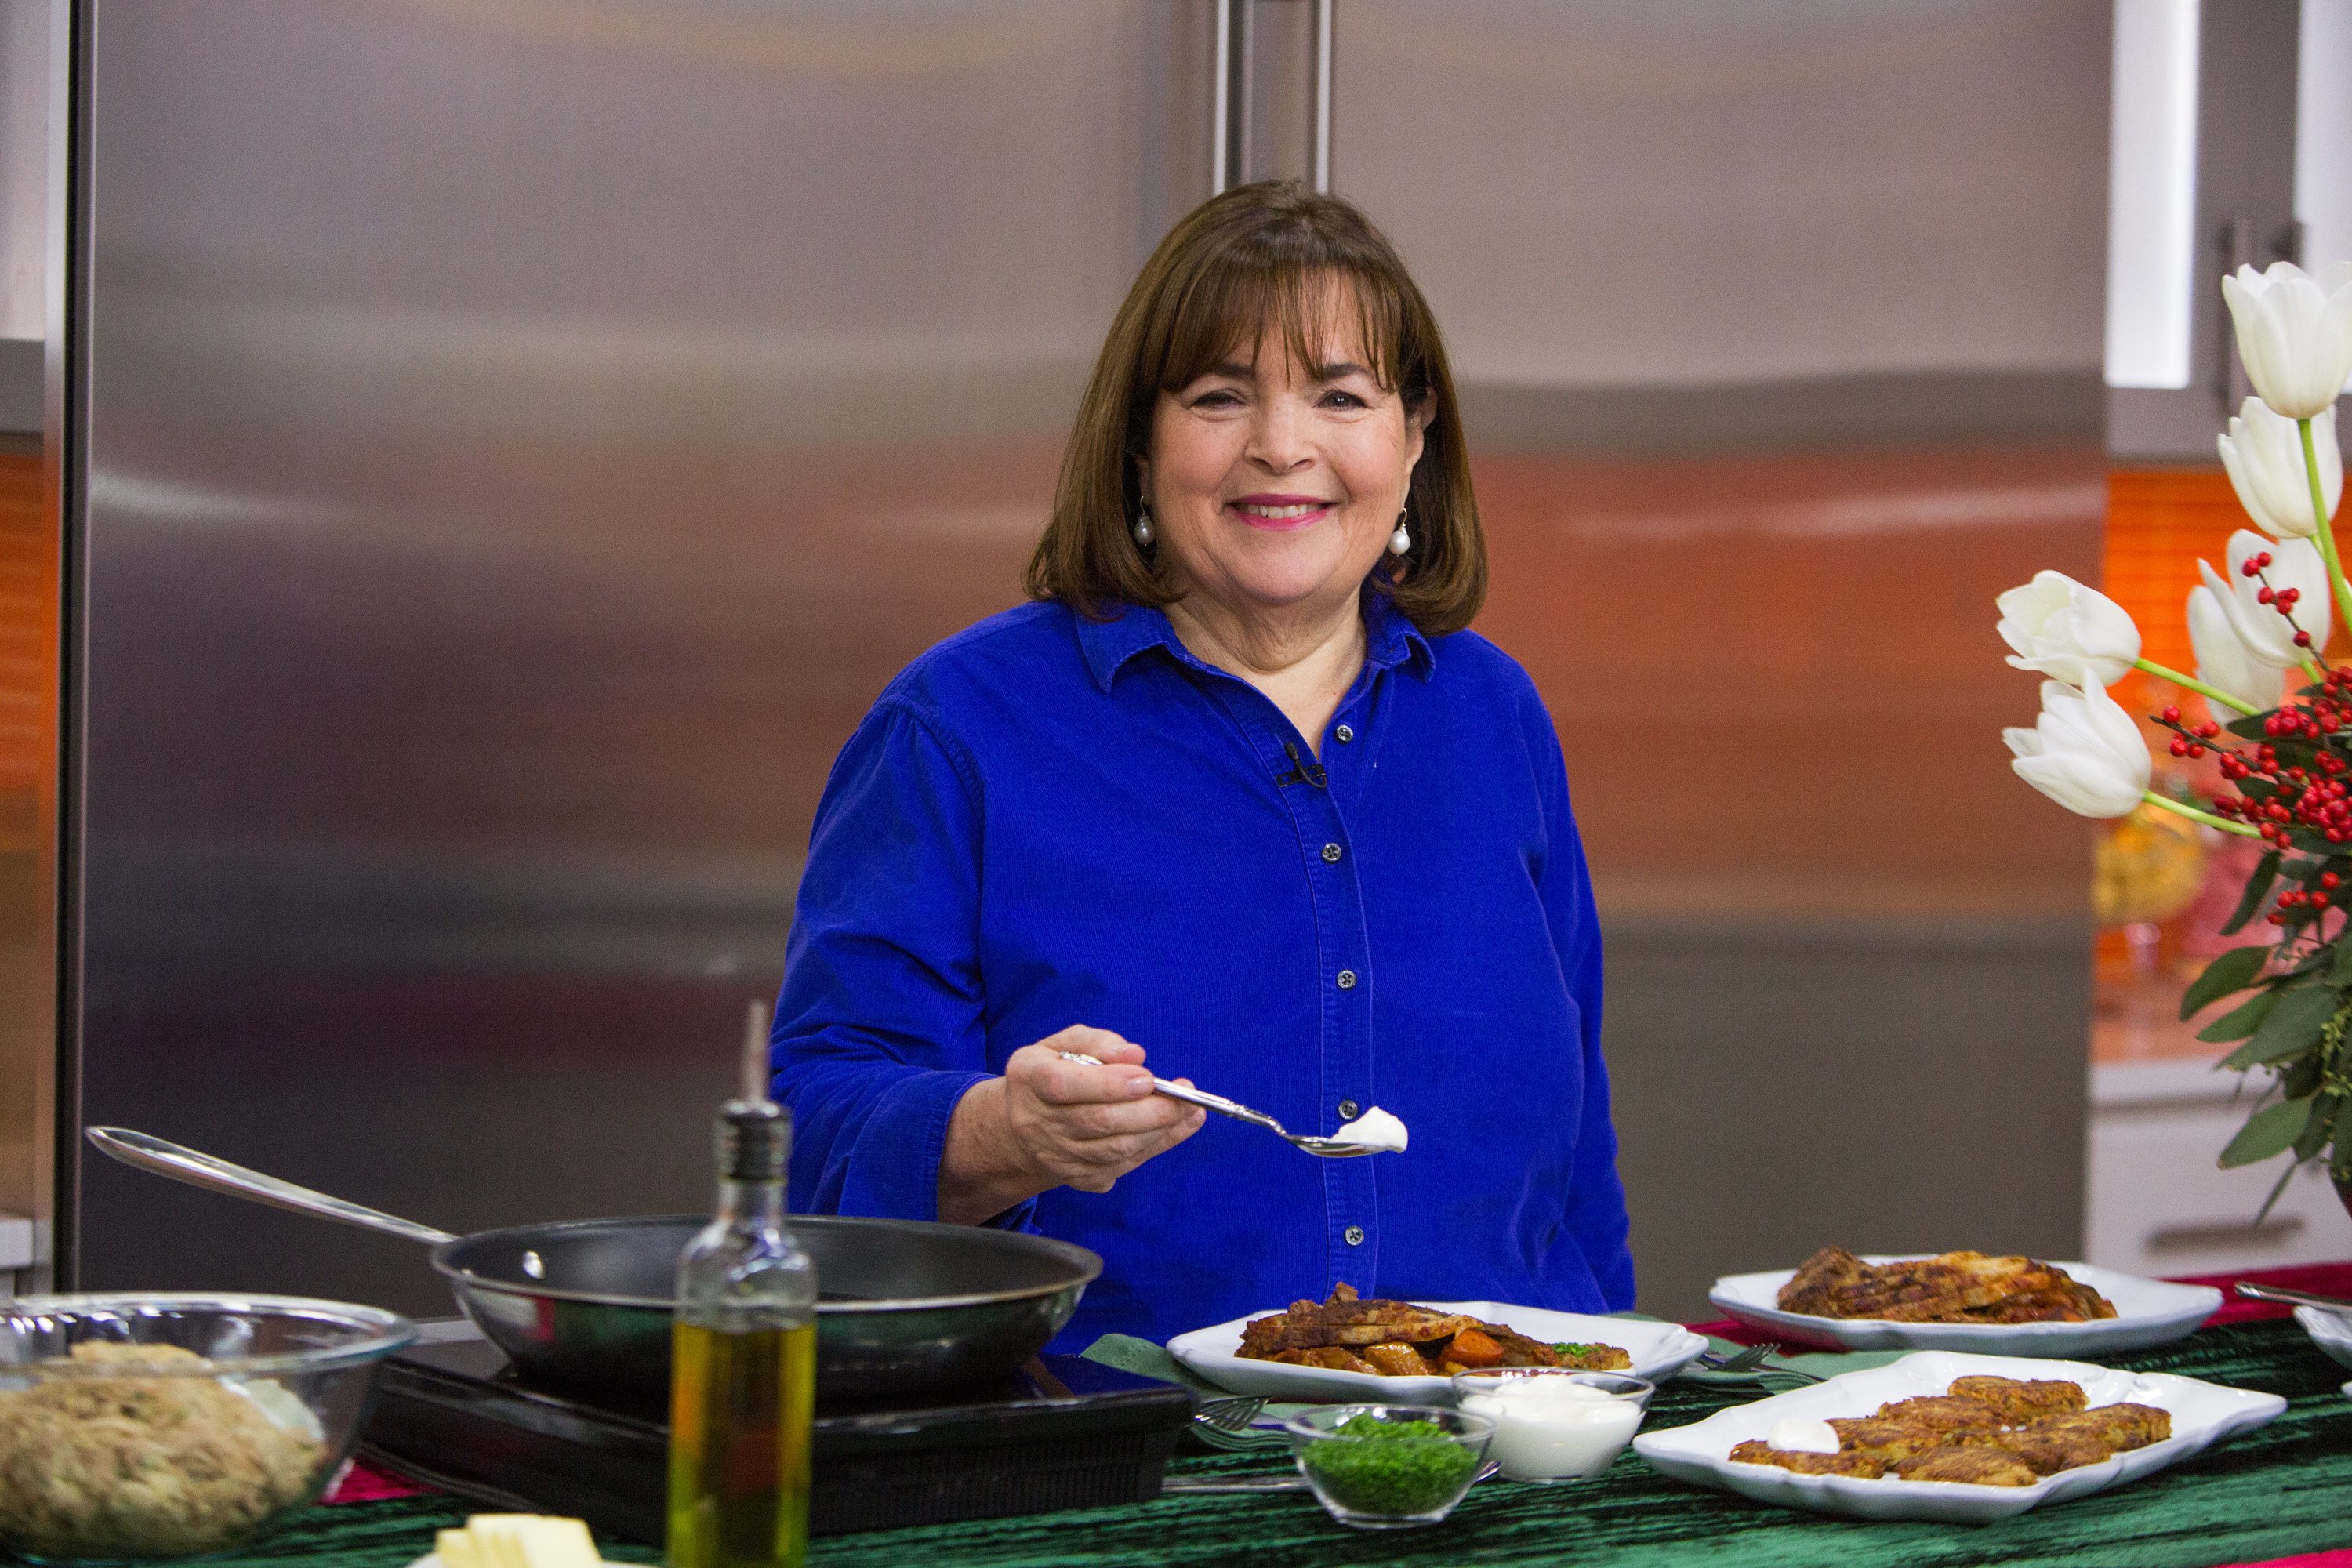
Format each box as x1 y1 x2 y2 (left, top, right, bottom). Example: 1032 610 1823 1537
0 0 2328 1319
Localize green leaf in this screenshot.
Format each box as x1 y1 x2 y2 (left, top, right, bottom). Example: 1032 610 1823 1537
2222 854 2285 936
2198 989 2281 1042
2294 1094 2340 1161
2282 1051 2326 1100
2229 713 2272 740
2221 1097 2315 1167
2181 945 2274 1020
2236 985 2343 1066
2330 938 2352 987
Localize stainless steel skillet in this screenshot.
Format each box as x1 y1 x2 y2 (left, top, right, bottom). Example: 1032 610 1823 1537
86 1126 1100 1406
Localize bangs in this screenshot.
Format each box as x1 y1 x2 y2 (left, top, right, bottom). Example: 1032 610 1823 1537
1148 256 1416 401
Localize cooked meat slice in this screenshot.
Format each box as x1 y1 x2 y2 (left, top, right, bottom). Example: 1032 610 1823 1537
1872 1396 2005 1432
1555 1343 1633 1372
1778 1247 1870 1315
1992 1423 2114 1475
1264 1346 1381 1374
1954 1281 2118 1324
1946 1377 2088 1425
1480 1324 1566 1367
2028 1403 2171 1454
1729 1439 1883 1478
1777 1250 2118 1324
1892 1444 2040 1486
1828 1417 1960 1465
1359 1342 1434 1377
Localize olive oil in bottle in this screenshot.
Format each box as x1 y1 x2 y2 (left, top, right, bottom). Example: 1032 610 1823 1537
668 1087 818 1568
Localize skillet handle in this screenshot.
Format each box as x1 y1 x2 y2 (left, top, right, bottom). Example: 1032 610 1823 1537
85 1126 461 1247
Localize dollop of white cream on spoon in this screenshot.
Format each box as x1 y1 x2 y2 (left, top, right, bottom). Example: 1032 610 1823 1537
1330 1105 1408 1152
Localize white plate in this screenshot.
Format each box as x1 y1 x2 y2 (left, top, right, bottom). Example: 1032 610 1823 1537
1167 1300 1708 1401
1708 1258 2220 1356
1632 1349 2284 1523
2294 1304 2352 1371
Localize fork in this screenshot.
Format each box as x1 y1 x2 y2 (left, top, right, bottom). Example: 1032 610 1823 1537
1697 1342 1825 1385
1054 1051 1383 1157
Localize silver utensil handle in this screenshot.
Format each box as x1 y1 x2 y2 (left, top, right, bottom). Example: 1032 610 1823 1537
85 1126 460 1247
2236 1280 2352 1313
1052 1053 1284 1133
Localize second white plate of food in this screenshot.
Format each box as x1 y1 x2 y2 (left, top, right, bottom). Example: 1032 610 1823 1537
1167 1301 1708 1402
1708 1258 2220 1356
1632 1350 2284 1523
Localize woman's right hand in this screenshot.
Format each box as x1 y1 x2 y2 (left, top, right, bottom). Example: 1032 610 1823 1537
938 1025 1207 1225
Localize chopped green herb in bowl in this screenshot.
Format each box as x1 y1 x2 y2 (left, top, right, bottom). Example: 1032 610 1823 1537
1283 1405 1494 1530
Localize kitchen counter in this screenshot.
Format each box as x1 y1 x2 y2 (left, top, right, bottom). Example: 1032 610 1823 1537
200 1310 2352 1568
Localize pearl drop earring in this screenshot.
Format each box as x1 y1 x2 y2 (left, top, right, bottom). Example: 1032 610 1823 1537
1388 506 1411 556
1134 504 1155 547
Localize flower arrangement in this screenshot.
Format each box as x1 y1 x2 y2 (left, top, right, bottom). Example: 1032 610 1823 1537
2001 260 2352 1210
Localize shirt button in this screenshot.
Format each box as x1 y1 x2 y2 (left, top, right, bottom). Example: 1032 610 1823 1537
1345 1225 1366 1247
1338 1098 1360 1120
1334 724 1355 743
1336 969 1357 990
1321 842 1343 863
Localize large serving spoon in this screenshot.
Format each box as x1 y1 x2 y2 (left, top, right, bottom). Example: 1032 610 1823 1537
1054 1051 1385 1158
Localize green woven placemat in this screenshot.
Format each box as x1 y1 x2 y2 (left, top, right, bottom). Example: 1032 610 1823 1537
199 1319 2352 1568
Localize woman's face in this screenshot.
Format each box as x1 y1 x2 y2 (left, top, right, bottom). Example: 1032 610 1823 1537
1140 303 1429 630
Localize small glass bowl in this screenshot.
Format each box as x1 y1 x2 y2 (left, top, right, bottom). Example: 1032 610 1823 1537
1282 1403 1494 1530
0 1293 416 1561
1450 1367 1654 1483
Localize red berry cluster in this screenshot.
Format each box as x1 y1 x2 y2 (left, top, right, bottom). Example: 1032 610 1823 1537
2189 666 2352 930
2242 549 2320 648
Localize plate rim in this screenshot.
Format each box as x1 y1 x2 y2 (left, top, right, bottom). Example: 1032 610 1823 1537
1630 1348 2286 1519
1706 1257 2221 1340
1167 1298 1708 1396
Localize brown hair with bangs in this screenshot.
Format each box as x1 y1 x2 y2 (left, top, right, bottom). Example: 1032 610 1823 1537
1024 181 1486 636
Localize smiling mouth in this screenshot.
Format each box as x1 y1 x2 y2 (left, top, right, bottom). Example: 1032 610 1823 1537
1230 499 1337 529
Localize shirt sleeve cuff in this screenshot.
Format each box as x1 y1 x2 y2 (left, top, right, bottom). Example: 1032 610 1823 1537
833 1069 997 1224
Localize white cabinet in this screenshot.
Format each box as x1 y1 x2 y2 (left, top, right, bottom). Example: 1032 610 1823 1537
2087 1059 2352 1277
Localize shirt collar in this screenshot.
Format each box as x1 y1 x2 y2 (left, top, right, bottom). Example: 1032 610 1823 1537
1075 590 1436 694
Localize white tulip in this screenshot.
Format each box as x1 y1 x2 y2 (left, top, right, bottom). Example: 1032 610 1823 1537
2005 680 2150 820
2219 398 2343 539
1995 569 2142 688
2196 531 2332 670
2221 260 2352 419
2186 583 2280 713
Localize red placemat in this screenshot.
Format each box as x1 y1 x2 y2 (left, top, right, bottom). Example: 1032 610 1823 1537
325 1457 429 1504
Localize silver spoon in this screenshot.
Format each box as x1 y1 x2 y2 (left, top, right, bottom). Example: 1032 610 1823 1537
1054 1051 1382 1158
2237 1281 2352 1314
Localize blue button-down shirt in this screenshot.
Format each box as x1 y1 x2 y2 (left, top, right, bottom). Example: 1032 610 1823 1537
770 594 1633 1349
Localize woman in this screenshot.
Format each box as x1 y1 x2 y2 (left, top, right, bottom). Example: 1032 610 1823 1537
771 181 1632 1348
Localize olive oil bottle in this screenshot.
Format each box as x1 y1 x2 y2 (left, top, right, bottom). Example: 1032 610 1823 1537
667 1072 818 1568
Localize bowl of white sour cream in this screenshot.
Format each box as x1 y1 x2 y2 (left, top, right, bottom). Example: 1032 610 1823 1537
1450 1368 1653 1483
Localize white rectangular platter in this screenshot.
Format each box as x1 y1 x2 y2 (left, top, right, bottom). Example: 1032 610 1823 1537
1708 1258 2220 1355
1167 1300 1708 1402
1632 1349 2283 1523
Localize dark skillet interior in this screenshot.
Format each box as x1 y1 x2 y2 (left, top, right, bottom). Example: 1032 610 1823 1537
436 1214 1100 1307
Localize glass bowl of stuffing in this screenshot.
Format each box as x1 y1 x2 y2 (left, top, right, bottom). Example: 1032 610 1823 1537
0 1293 416 1561
1283 1404 1495 1530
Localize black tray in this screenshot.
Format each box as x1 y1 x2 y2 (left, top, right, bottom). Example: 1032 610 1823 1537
359 1323 1194 1544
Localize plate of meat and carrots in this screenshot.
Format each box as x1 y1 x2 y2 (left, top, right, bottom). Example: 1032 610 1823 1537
1168 1284 1708 1402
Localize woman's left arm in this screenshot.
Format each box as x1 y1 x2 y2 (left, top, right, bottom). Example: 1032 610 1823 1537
1530 710 1638 1310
